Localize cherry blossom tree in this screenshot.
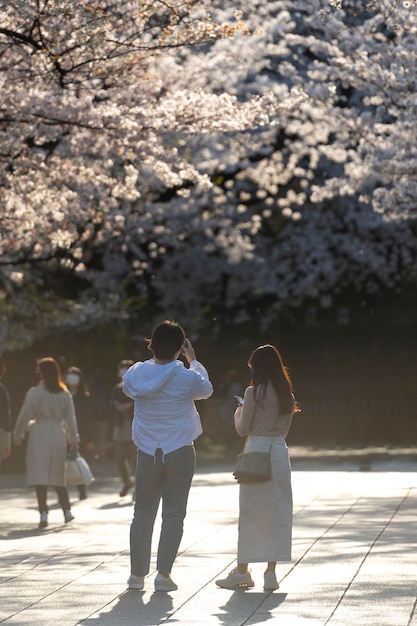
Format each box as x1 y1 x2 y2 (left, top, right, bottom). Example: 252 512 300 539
152 0 417 329
0 0 284 348
1 0 417 351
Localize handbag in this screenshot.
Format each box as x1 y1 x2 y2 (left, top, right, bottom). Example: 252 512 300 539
66 449 95 485
233 406 276 484
233 450 271 483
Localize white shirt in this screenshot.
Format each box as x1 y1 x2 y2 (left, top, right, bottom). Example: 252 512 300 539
122 358 213 456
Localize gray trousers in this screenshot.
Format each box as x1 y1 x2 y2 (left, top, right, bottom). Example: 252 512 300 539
130 445 195 577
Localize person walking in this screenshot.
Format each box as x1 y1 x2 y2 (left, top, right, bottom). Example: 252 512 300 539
123 320 213 592
65 365 94 500
216 344 299 591
109 360 136 497
0 354 12 469
13 357 80 528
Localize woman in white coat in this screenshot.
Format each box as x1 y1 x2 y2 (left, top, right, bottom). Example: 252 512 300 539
216 344 299 591
14 357 80 528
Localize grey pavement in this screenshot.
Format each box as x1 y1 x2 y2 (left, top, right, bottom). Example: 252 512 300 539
0 446 416 626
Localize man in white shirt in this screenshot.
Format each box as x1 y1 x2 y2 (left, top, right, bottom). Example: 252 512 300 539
123 320 213 592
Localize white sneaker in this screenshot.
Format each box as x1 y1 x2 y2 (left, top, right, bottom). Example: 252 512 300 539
64 510 74 524
127 574 144 590
216 568 255 590
154 572 178 592
39 512 48 529
264 571 279 591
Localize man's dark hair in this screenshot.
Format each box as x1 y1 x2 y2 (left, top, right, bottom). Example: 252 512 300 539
148 321 185 360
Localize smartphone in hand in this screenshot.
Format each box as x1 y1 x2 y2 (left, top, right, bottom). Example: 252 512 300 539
234 395 244 406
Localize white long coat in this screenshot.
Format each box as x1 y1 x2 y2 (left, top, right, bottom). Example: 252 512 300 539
14 385 79 487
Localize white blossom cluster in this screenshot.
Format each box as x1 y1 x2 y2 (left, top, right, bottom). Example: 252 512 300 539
0 0 416 348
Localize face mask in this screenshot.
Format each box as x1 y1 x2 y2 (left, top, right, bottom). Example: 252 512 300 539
66 373 81 386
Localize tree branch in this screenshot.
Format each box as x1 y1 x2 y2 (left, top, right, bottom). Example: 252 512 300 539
0 27 41 50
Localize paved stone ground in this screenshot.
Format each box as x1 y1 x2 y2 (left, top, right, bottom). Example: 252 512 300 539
0 447 416 626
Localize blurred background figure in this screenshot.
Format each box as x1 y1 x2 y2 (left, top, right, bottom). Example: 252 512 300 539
110 360 136 497
0 353 12 469
65 365 94 500
89 366 111 461
218 369 244 447
13 357 79 529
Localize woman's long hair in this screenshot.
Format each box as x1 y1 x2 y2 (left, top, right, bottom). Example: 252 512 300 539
248 344 298 415
37 358 66 393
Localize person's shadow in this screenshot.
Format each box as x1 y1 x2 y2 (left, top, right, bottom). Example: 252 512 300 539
214 590 288 624
80 590 174 625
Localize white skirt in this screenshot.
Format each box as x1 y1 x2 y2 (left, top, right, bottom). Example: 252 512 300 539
237 435 292 563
